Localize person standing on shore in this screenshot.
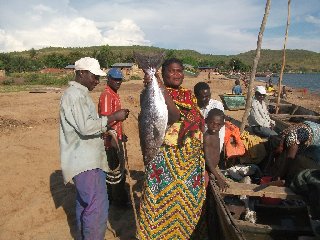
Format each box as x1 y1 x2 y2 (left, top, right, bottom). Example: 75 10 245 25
98 68 129 207
248 86 278 138
59 57 129 240
194 81 225 152
137 58 207 239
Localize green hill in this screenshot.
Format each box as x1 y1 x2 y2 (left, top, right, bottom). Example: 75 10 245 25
1 46 319 73
235 49 320 73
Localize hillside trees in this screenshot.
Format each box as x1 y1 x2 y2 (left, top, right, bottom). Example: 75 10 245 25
0 45 319 74
95 45 114 68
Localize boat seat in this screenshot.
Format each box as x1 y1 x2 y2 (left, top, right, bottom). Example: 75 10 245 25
221 180 302 200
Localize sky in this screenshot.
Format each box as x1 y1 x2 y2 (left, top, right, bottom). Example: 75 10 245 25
0 0 320 55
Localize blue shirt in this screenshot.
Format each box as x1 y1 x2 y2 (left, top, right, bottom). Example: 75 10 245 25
59 81 109 184
232 85 242 95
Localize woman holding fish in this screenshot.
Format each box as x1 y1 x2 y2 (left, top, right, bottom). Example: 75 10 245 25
137 57 207 239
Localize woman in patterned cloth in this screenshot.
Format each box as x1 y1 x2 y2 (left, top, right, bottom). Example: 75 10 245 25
273 120 320 180
137 58 207 239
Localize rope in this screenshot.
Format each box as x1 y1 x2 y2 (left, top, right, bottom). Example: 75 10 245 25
122 126 140 233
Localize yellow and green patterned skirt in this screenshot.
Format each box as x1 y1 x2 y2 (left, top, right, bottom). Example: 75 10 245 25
137 137 206 239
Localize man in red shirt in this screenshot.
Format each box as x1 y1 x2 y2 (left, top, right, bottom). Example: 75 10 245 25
99 68 129 207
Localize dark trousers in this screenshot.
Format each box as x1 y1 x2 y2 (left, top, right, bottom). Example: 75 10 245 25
106 148 128 206
252 126 278 138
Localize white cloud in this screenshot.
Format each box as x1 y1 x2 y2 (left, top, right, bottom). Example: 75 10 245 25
0 29 25 52
0 0 319 54
0 16 150 52
305 15 320 25
102 19 151 46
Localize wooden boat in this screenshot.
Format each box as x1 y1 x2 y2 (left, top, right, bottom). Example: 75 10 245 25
209 175 316 240
220 94 246 111
267 97 320 130
208 103 320 239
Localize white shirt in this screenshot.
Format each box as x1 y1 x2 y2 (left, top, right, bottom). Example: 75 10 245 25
248 97 275 128
199 99 225 152
59 81 109 184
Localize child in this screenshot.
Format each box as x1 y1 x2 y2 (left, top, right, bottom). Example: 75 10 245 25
232 79 242 95
203 108 229 191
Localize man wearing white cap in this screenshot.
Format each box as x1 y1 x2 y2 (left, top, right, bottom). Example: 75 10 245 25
248 85 278 138
59 57 130 239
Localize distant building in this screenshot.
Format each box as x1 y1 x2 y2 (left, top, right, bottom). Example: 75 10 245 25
111 63 134 69
183 64 194 69
197 66 218 72
110 63 137 76
40 68 64 73
0 69 5 78
65 64 75 70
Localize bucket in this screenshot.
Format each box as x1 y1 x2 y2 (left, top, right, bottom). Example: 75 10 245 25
260 176 282 205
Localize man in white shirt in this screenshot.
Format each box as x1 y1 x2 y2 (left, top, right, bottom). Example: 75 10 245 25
248 85 278 138
194 82 225 151
59 57 129 240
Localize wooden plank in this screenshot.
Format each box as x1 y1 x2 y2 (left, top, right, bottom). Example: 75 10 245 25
268 103 293 107
221 180 302 200
236 219 313 235
209 179 246 240
271 114 320 119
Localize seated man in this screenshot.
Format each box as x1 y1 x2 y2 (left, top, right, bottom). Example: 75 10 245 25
248 86 278 138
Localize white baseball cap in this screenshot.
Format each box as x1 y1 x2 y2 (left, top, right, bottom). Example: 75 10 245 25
74 57 106 76
255 85 266 95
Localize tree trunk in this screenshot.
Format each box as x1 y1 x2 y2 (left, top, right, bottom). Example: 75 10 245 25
240 0 272 132
276 0 291 114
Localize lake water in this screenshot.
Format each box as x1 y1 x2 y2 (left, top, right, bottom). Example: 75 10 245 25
256 73 320 95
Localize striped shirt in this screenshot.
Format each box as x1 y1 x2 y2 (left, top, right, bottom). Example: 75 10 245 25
99 85 123 148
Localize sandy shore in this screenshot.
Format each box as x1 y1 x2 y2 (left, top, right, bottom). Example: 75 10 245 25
0 71 319 239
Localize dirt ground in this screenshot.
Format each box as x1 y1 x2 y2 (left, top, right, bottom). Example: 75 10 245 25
0 71 319 240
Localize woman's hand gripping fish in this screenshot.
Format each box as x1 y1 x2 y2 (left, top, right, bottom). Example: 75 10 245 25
134 52 168 165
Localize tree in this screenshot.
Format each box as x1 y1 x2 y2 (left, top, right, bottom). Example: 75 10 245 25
276 0 291 114
240 0 271 132
67 51 84 64
166 49 176 59
43 53 69 68
28 48 37 59
96 45 114 68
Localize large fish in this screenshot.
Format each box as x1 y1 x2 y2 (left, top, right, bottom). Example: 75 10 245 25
134 52 168 164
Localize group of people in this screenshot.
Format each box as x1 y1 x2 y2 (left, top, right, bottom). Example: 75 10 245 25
59 56 229 239
59 57 130 239
247 85 320 185
59 56 319 239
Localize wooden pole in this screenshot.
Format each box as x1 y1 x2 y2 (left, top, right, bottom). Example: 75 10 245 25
240 0 272 132
123 140 140 232
275 0 291 114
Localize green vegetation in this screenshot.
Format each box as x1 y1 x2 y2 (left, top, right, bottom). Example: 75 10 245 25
0 46 319 89
9 72 74 85
130 75 142 81
237 49 320 73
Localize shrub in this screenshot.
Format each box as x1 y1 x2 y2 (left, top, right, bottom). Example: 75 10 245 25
130 75 141 80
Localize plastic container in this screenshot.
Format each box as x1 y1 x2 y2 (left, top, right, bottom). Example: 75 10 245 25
260 176 282 205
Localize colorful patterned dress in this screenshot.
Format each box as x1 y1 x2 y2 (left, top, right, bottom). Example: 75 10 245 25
281 121 320 150
137 87 206 239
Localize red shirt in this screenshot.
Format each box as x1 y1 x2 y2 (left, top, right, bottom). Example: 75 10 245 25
99 85 122 148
